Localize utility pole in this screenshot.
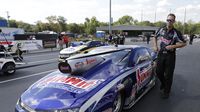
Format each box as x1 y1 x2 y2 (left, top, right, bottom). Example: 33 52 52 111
154 9 157 23
183 8 186 34
141 9 143 22
109 0 112 34
6 11 10 27
169 8 171 13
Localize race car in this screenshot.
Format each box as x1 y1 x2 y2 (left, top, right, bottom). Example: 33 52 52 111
70 41 84 47
59 40 108 62
16 45 157 112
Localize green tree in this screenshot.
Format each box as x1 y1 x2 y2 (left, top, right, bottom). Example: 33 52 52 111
35 21 48 32
9 19 18 28
68 23 84 34
0 16 6 20
186 20 197 35
57 16 67 32
46 16 60 32
137 21 154 26
17 21 34 32
174 21 184 34
114 15 134 25
84 17 100 35
194 22 200 34
154 21 166 27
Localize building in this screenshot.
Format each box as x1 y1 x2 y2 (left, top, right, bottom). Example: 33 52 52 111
96 25 159 37
0 20 8 27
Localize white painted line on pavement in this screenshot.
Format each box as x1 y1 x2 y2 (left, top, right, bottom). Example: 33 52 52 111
25 54 58 58
0 69 57 84
27 58 57 64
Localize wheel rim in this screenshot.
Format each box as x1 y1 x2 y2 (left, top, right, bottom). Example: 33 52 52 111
6 65 15 73
113 93 122 112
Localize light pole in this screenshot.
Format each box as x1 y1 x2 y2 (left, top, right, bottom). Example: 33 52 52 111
183 8 186 35
141 9 143 22
109 0 112 34
6 11 10 27
154 9 157 23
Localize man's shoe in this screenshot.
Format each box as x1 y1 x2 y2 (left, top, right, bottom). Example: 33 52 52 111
160 85 164 90
161 92 169 99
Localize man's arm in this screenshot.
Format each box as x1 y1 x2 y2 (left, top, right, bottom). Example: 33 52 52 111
166 30 187 50
166 42 186 50
153 36 159 52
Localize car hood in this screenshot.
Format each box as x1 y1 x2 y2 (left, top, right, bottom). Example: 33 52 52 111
20 59 123 110
20 71 107 110
60 45 87 55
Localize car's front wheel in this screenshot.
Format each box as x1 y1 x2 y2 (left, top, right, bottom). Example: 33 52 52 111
113 91 125 112
3 63 16 75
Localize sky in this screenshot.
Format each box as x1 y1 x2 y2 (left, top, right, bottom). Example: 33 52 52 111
0 0 200 24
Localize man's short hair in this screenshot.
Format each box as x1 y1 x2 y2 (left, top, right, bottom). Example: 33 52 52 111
168 13 176 19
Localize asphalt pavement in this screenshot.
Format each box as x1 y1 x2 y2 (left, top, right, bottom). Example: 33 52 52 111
0 38 200 112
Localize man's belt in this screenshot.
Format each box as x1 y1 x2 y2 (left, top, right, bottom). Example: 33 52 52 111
159 50 175 54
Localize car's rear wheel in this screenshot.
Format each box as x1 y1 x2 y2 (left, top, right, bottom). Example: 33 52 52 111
113 91 125 112
3 63 16 75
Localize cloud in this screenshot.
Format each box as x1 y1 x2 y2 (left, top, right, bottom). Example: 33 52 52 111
157 0 171 7
0 0 200 24
175 4 200 22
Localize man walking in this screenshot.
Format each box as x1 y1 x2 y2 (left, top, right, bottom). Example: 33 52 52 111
153 13 186 99
145 33 151 44
189 34 195 45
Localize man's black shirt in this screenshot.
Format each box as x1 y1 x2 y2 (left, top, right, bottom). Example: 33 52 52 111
155 26 186 52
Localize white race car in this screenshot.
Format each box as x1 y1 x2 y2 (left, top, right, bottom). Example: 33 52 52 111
59 41 108 62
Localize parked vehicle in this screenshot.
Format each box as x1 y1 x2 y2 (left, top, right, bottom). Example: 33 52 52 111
59 40 108 62
0 45 24 75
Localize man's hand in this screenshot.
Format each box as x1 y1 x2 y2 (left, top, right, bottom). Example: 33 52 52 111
165 45 174 50
166 42 187 50
153 46 159 52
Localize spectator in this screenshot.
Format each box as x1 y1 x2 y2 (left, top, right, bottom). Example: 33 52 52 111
63 34 70 48
189 34 195 45
108 34 113 44
58 34 63 50
145 33 151 44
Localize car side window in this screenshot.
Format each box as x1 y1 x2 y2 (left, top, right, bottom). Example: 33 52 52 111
95 41 101 46
134 48 151 65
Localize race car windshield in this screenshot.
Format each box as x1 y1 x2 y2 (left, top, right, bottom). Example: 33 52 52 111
100 50 130 64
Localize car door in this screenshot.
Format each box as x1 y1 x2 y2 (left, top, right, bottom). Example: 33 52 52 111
133 48 153 91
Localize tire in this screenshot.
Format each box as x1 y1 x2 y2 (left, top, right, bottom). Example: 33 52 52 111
3 63 16 75
113 91 125 112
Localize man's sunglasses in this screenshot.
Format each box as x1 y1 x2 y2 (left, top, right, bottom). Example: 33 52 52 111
166 19 175 23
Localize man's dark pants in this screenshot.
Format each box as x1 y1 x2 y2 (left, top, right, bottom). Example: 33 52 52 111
156 51 176 94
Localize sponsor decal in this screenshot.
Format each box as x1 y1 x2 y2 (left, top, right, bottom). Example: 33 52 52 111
36 75 104 93
75 62 84 68
0 41 12 45
160 37 172 44
136 66 152 86
75 58 97 68
86 58 97 64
